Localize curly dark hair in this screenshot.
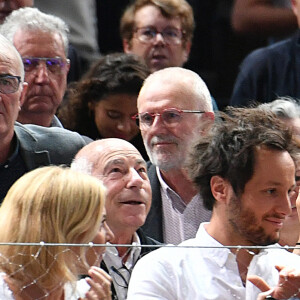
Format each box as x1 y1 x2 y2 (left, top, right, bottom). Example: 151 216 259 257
188 107 299 211
58 52 150 138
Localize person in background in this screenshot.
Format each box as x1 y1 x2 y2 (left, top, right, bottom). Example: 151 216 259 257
58 52 150 160
134 67 214 244
0 0 33 24
0 165 114 299
72 138 160 300
230 0 300 107
120 0 218 111
0 7 70 127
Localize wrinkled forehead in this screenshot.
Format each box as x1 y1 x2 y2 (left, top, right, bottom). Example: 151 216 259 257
95 146 145 171
0 46 23 76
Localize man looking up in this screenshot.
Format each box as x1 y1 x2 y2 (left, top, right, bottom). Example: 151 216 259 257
0 7 70 127
127 107 300 299
72 138 160 300
134 67 214 244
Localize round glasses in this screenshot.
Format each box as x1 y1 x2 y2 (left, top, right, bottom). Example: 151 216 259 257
22 57 70 74
0 75 21 94
132 108 206 129
134 27 184 45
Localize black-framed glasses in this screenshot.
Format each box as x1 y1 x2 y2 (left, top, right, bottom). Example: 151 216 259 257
110 265 132 289
22 57 70 74
134 27 184 45
132 108 206 128
0 75 21 94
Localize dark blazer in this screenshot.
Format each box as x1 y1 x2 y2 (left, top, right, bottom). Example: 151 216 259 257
141 162 164 242
100 228 161 300
14 122 91 170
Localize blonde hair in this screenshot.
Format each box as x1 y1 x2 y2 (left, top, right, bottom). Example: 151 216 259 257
0 166 106 290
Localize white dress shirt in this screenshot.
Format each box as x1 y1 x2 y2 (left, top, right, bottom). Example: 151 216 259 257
127 222 300 300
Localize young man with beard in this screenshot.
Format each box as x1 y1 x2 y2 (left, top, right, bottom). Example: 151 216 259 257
127 107 300 299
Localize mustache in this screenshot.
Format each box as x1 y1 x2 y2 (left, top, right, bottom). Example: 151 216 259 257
150 135 178 146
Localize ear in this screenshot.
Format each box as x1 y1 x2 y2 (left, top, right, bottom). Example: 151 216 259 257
123 39 132 53
199 112 215 136
182 40 191 64
210 175 232 205
292 0 298 16
88 101 94 111
19 82 28 108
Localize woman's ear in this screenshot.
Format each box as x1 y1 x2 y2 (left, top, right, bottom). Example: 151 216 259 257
210 175 232 205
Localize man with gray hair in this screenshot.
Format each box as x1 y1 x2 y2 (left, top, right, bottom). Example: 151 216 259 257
133 66 215 244
0 7 70 127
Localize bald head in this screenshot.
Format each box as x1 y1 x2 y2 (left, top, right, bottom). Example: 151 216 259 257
138 67 213 112
72 138 145 178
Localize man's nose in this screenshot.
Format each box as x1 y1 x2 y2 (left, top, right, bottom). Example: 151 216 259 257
34 62 50 84
153 32 166 45
127 168 144 188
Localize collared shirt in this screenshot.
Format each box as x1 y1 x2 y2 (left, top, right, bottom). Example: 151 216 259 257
157 167 211 244
104 233 141 300
127 222 300 300
51 115 64 128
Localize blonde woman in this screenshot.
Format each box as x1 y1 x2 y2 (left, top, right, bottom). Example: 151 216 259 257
0 166 114 300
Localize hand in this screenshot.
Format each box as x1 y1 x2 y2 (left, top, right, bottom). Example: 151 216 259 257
83 266 112 300
248 265 300 299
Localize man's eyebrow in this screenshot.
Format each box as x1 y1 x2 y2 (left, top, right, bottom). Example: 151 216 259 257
103 159 125 173
136 159 147 167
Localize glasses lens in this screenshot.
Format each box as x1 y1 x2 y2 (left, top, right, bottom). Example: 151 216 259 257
45 58 64 73
162 109 181 124
162 29 182 45
140 112 154 126
22 58 39 72
137 28 156 43
0 76 20 94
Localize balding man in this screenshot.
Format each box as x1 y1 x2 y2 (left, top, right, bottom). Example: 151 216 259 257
132 67 215 244
71 138 160 300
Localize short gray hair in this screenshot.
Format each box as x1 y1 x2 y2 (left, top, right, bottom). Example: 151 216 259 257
0 7 69 55
258 97 300 120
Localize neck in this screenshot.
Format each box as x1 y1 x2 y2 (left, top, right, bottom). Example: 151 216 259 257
160 168 197 204
110 227 137 260
17 111 53 127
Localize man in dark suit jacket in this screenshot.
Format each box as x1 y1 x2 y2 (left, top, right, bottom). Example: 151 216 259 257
72 138 161 300
0 34 89 201
136 67 214 244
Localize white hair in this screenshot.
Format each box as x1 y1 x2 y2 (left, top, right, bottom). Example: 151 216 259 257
0 7 69 55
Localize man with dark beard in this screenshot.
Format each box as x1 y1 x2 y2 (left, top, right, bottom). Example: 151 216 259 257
127 107 300 299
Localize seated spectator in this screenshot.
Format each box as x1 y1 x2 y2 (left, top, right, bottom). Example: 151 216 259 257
72 138 161 300
0 33 89 201
120 0 219 111
230 0 300 107
0 165 114 299
134 67 214 244
58 53 150 159
0 7 70 127
127 107 300 299
259 98 300 249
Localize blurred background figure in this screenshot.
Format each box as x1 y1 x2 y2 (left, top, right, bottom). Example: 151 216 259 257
0 166 114 299
231 0 297 40
0 0 33 24
58 52 150 160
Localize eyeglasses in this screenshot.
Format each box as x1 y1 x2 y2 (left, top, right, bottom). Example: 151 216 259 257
134 27 184 45
0 75 21 94
132 108 206 128
22 57 70 74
